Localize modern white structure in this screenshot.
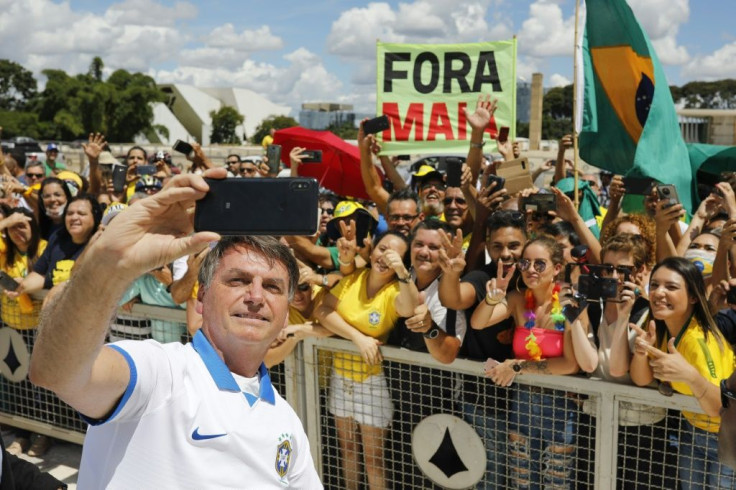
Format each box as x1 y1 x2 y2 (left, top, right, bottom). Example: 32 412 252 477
149 84 292 145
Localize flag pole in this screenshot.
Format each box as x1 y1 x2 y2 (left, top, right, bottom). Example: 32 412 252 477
572 0 582 210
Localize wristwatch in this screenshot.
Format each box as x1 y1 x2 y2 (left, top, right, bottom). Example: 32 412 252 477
512 362 522 374
321 275 329 287
721 379 736 408
470 140 485 149
423 324 440 339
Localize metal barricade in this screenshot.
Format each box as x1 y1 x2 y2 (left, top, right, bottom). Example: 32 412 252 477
298 336 710 490
0 302 720 489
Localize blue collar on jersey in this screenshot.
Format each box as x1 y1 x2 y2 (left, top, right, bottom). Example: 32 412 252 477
192 330 275 405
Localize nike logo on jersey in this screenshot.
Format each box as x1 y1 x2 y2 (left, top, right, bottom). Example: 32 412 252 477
191 427 227 440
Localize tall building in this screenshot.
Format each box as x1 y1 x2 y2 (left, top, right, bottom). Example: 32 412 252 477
299 103 372 130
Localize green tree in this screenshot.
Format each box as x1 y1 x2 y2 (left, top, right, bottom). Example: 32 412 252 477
250 114 299 144
210 106 245 144
539 84 573 140
674 79 736 109
325 119 358 140
89 57 104 82
0 59 37 110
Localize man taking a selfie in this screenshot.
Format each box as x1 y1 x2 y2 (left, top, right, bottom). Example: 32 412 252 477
29 168 322 488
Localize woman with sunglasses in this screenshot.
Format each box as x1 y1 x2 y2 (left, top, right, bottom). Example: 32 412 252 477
471 236 583 489
316 231 419 490
631 257 735 489
570 234 676 489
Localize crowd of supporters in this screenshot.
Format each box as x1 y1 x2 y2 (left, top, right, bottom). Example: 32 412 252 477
0 96 735 489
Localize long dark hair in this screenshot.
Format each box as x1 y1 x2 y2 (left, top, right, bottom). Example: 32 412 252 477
649 257 723 348
372 230 412 270
3 207 42 269
38 177 73 240
60 194 102 243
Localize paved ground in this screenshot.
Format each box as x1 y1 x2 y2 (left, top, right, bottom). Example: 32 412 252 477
2 430 81 488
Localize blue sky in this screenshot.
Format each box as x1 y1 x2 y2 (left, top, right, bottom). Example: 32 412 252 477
2 0 735 115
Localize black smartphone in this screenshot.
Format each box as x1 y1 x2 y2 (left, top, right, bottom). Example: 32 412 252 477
301 150 322 163
363 115 390 135
445 158 462 187
622 177 656 195
521 194 557 214
656 184 680 209
562 296 588 323
0 271 19 292
497 126 510 143
485 174 506 191
266 145 282 174
727 288 736 305
172 139 193 156
137 165 156 176
397 154 411 161
194 178 319 235
112 165 127 194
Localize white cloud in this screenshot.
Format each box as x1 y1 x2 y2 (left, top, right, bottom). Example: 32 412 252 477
0 0 192 75
682 42 736 80
549 73 571 87
628 0 690 65
326 1 511 61
205 24 284 52
517 1 576 57
106 0 197 27
154 48 343 110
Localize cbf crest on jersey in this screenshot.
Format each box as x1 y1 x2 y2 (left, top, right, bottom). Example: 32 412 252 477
275 433 293 482
368 310 381 327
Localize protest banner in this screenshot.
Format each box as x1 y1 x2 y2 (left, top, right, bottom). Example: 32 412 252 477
376 40 517 155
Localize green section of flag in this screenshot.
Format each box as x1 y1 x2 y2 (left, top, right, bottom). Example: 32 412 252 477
376 40 516 155
579 0 694 212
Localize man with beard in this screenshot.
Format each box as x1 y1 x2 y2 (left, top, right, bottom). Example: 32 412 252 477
438 210 528 488
385 188 422 237
412 165 446 218
386 219 467 487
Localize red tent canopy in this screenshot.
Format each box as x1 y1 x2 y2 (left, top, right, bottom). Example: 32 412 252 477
273 127 383 200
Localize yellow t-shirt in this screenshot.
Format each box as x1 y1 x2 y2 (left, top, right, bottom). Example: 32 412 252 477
0 240 48 329
288 287 331 388
661 317 736 432
330 269 400 381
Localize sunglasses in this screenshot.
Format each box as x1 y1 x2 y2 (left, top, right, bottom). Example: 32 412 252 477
241 167 257 174
297 283 311 292
443 196 467 206
600 265 633 277
320 207 334 215
26 172 44 179
518 258 548 273
420 182 446 192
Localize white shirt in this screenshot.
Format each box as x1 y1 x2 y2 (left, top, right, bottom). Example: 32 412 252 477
423 275 467 342
78 331 322 489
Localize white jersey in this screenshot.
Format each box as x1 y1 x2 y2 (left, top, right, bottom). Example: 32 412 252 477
78 331 322 489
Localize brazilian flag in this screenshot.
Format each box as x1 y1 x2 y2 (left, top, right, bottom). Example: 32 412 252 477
578 0 694 212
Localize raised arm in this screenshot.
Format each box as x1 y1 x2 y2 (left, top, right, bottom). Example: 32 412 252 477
83 132 106 196
358 122 390 215
464 95 497 184
29 170 223 419
438 229 477 310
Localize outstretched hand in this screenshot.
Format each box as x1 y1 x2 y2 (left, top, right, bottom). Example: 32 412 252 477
88 168 225 281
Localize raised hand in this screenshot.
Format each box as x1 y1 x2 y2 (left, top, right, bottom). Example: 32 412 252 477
383 248 409 278
464 94 497 132
438 229 466 274
88 169 225 282
82 132 106 162
336 219 358 265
